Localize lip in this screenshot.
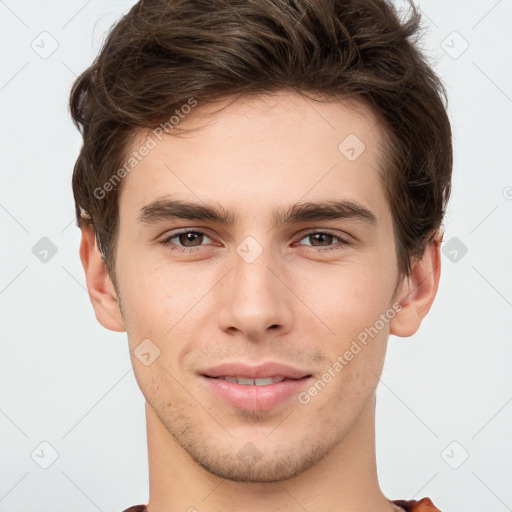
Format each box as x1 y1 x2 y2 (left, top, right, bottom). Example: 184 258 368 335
199 362 313 412
200 361 311 380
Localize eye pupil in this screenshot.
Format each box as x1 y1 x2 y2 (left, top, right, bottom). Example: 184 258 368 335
179 232 203 246
311 233 332 246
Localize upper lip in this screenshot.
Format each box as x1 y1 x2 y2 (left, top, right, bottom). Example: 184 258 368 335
201 362 311 380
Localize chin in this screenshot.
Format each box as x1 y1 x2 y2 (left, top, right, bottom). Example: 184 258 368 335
187 439 329 483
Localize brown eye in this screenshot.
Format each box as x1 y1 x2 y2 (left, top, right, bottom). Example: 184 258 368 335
177 232 204 246
307 233 335 247
297 231 350 251
161 230 213 252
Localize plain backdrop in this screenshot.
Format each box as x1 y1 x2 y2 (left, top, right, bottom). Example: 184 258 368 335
1 1 511 511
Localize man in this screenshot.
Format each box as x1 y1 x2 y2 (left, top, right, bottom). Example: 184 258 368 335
70 0 451 510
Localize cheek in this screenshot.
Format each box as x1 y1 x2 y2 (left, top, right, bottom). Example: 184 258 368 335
294 256 396 341
117 255 215 350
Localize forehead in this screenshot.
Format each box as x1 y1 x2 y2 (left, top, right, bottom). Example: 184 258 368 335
119 91 391 225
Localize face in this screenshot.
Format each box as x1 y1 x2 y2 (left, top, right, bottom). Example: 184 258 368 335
112 91 403 482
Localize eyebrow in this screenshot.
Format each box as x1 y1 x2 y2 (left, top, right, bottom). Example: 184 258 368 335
137 198 377 228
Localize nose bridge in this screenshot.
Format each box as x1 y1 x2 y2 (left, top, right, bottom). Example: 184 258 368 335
234 248 277 304
217 242 293 337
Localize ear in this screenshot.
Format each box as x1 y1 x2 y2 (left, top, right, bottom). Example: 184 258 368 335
389 233 442 338
79 224 126 332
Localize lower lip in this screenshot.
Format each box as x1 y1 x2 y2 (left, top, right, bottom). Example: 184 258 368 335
199 375 312 412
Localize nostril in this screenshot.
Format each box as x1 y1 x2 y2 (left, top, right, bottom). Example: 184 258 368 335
268 324 279 329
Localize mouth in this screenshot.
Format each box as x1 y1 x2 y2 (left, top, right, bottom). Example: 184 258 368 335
204 375 310 385
199 370 313 412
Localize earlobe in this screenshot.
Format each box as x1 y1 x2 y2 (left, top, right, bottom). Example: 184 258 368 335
79 224 126 333
389 233 442 338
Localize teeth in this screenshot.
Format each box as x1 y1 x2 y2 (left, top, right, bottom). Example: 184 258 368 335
221 376 286 385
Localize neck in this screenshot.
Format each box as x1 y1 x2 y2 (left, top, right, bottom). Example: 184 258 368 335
144 393 395 512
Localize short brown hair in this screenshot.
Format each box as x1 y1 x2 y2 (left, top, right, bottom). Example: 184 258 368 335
70 0 452 285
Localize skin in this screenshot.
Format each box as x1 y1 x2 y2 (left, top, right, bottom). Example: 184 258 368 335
80 91 441 512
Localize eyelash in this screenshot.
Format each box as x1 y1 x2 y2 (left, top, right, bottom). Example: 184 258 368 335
159 229 351 254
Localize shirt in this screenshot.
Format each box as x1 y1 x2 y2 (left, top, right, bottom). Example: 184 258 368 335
122 496 441 511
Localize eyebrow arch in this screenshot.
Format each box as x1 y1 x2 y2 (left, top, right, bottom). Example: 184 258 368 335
137 198 377 227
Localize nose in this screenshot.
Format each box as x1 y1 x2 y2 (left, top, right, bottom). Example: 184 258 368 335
217 248 294 340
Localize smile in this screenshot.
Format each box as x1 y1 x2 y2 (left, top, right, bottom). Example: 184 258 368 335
200 374 313 411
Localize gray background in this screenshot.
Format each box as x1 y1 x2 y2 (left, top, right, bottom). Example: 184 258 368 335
1 0 511 511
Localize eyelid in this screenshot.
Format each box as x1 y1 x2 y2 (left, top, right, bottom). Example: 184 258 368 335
160 228 349 240
294 228 352 245
159 227 352 252
294 229 352 254
160 228 214 243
